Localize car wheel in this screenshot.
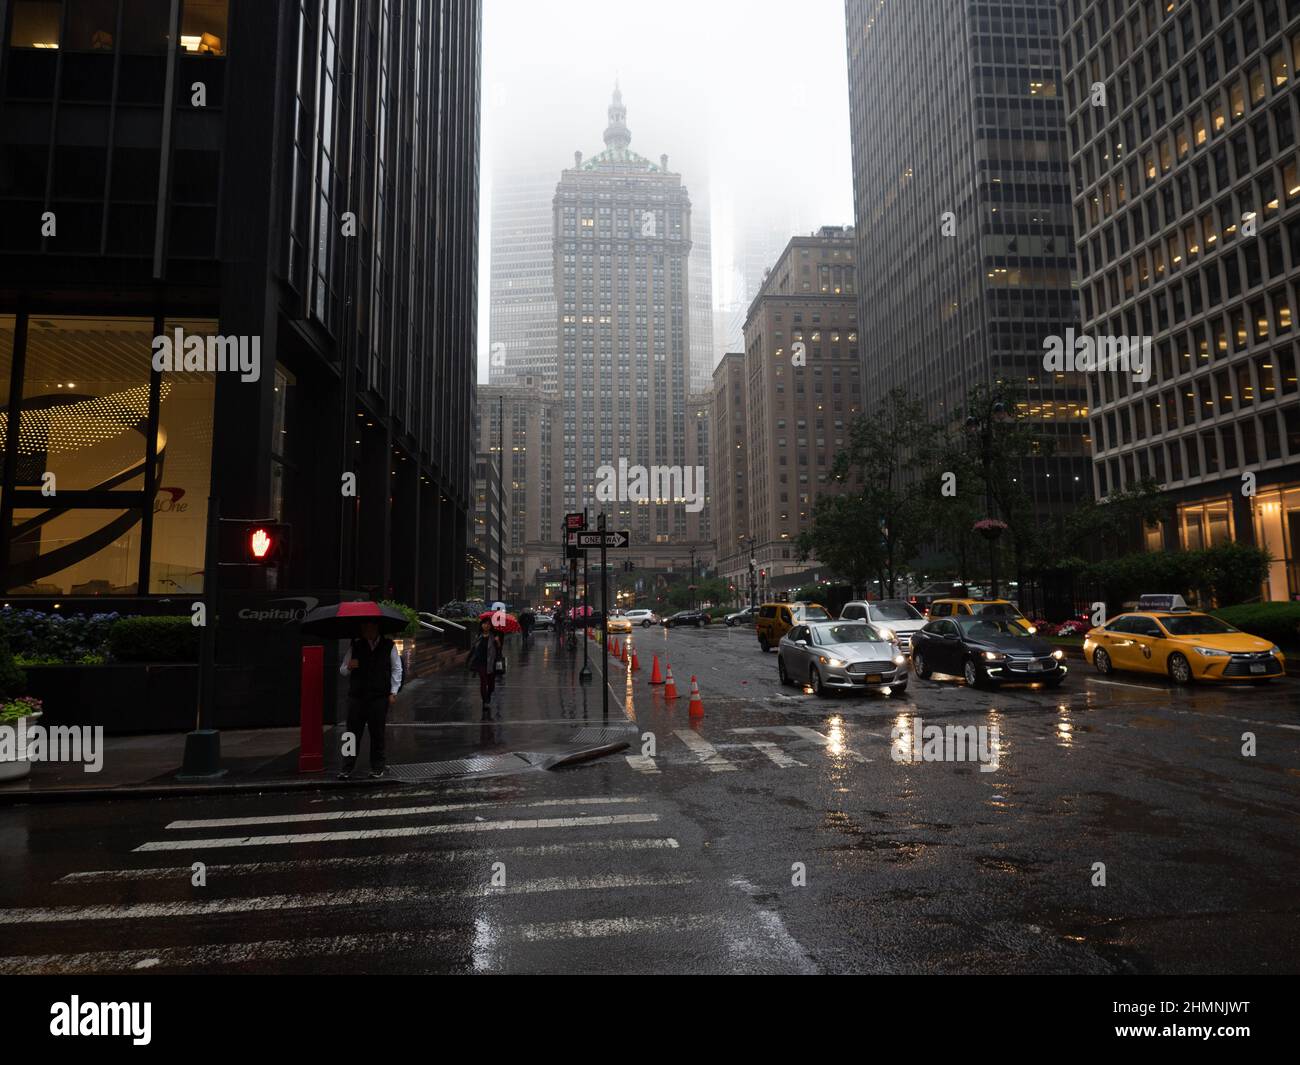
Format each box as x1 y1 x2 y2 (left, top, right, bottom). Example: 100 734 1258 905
778 655 791 686
963 658 991 689
810 664 828 697
1093 647 1113 674
641 620 651 628
888 679 908 697
1046 674 1065 688
912 652 932 679
726 619 734 627
758 636 769 653
1167 652 1193 686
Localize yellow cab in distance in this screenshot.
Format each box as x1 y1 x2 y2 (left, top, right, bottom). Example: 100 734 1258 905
1083 593 1286 684
927 597 1036 632
607 613 633 635
756 601 832 652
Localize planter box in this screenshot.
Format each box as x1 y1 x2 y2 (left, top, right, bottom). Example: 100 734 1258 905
0 711 42 782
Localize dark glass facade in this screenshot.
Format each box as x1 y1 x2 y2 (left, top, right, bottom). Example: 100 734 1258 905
0 0 481 607
845 0 1091 516
1063 0 1300 598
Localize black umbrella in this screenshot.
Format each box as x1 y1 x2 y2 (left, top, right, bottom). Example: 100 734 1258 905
300 600 410 638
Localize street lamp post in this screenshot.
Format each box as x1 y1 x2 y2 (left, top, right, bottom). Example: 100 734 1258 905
965 401 1009 599
744 535 757 611
689 546 696 610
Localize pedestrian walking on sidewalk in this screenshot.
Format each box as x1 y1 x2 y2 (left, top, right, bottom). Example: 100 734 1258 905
338 619 402 780
468 618 505 713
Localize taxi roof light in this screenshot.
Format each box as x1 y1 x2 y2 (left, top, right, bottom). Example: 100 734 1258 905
1137 593 1190 612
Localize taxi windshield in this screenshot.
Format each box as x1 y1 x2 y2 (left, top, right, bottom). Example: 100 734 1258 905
956 617 1032 639
1158 614 1238 636
820 623 886 644
972 602 1024 618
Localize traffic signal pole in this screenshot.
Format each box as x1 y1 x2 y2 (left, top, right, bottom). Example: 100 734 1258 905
599 512 608 719
179 495 225 779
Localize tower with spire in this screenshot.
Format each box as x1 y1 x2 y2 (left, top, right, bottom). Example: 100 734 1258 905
551 83 711 571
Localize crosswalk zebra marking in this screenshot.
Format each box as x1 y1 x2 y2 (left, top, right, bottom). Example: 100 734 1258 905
673 729 739 772
624 755 660 774
0 873 697 926
165 795 645 831
59 837 682 883
133 812 661 852
748 740 805 768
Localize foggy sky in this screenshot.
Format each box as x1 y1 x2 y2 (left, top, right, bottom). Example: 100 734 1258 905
476 0 855 382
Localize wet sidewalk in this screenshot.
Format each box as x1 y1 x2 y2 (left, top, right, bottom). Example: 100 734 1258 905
0 631 633 802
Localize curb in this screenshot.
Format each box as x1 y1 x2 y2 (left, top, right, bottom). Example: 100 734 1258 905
542 741 631 770
0 773 400 806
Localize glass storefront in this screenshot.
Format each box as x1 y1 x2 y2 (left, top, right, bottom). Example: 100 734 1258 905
1252 487 1300 602
1177 498 1234 550
0 312 215 597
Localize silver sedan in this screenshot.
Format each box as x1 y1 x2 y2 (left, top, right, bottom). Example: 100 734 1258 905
777 621 908 697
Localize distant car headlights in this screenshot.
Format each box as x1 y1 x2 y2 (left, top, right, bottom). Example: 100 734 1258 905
1194 646 1230 657
1052 649 1065 660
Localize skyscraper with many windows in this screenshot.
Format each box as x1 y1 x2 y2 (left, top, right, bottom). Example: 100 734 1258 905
845 0 1091 515
1062 0 1300 599
488 166 557 389
554 86 708 569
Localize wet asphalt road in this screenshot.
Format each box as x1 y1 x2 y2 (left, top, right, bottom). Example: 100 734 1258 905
1 623 1298 974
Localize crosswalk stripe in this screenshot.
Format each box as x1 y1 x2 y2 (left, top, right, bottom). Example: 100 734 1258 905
133 812 661 852
0 872 696 926
673 729 738 772
0 913 737 975
624 755 659 774
786 725 872 763
166 795 645 831
749 740 805 768
60 837 681 883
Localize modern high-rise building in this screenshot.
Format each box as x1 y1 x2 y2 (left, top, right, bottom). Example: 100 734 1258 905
488 166 558 389
1062 0 1300 599
554 85 708 571
688 194 716 392
845 0 1091 516
740 226 862 583
0 0 481 722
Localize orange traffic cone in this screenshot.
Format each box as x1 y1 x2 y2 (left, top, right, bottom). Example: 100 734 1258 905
663 663 679 699
688 675 704 718
631 648 640 671
617 638 625 661
649 655 664 685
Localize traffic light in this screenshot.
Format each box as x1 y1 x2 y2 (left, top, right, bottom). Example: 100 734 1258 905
245 522 290 564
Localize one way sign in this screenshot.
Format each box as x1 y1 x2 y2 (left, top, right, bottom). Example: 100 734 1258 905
573 530 630 549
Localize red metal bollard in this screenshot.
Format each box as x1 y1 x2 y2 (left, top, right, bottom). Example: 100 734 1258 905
299 645 324 773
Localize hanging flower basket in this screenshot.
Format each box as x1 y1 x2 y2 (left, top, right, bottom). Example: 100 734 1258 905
973 518 1008 542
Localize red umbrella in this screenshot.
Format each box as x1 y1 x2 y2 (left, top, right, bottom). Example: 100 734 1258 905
479 610 522 633
301 600 410 638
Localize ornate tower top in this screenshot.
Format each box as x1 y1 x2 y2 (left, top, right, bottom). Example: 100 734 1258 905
603 82 631 151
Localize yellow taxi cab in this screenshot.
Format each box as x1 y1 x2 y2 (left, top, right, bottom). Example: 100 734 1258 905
1083 594 1286 684
927 597 1035 632
607 613 633 635
755 601 832 652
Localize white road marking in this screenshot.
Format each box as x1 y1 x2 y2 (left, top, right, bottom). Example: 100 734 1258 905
134 812 661 852
0 873 696 926
749 741 805 768
1086 678 1173 692
729 876 818 974
0 914 739 974
786 725 871 763
624 755 660 774
673 729 738 772
59 837 682 883
166 795 644 831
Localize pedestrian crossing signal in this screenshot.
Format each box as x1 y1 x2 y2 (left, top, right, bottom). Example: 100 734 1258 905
245 523 290 564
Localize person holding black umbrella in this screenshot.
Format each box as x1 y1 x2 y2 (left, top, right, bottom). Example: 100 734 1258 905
338 618 402 779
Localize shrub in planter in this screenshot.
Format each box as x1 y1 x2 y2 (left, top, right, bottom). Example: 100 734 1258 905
1209 602 1300 650
0 638 26 700
107 615 200 662
379 600 420 637
0 608 119 663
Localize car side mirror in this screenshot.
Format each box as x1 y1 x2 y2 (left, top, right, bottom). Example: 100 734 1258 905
795 639 808 647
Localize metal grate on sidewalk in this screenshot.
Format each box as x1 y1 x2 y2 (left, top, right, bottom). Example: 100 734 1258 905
384 754 534 781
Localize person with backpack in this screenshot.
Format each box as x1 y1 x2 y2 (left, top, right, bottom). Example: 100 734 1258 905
337 619 402 779
467 618 505 713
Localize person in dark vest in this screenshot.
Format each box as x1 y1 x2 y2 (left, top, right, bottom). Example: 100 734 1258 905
338 619 402 779
467 618 504 714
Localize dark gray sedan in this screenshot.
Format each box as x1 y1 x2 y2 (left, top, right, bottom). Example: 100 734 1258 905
777 621 908 697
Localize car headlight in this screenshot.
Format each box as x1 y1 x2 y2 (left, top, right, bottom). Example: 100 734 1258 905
1052 649 1064 660
893 654 905 665
879 628 895 640
1193 646 1230 657
1269 645 1282 655
982 651 1005 661
1026 625 1037 634
820 655 846 667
